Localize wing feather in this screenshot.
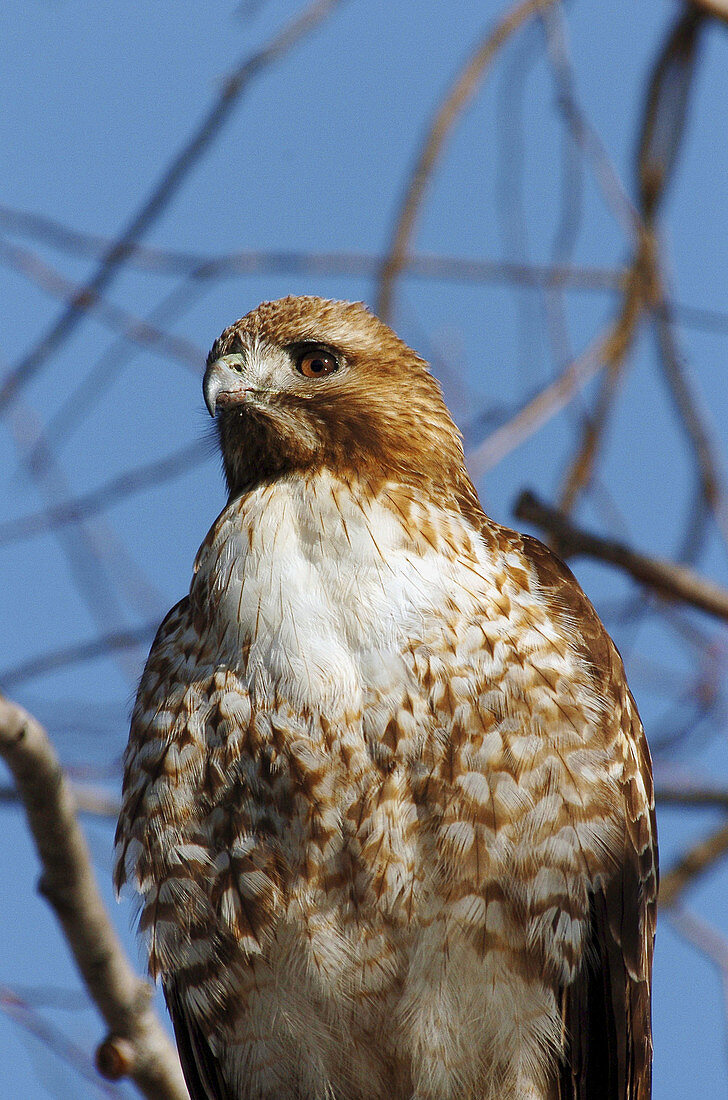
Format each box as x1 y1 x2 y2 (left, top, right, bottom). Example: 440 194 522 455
164 980 236 1100
518 532 657 1100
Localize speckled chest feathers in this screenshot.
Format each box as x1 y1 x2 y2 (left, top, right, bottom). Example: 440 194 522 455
116 296 656 1100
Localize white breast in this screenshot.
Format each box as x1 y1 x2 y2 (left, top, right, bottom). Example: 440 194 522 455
194 472 484 715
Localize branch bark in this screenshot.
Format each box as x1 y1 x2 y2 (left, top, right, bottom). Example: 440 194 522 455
514 489 728 622
0 693 188 1100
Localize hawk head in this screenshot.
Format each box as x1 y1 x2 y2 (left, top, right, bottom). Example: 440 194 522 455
204 296 479 513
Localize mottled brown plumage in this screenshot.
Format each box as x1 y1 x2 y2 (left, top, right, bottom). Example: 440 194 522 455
116 296 657 1100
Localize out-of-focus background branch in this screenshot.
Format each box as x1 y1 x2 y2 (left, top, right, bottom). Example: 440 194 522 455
3 1 728 1095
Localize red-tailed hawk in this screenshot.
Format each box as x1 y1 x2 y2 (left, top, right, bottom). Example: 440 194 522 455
115 296 657 1100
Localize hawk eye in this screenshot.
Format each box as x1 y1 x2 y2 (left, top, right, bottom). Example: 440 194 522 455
296 348 338 378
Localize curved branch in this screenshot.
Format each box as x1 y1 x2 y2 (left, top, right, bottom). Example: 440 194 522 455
0 694 188 1100
376 0 556 322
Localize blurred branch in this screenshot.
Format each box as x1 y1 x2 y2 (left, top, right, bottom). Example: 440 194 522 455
0 239 202 371
540 2 639 241
0 781 120 817
666 906 728 1070
552 8 704 515
0 0 345 416
556 250 647 512
27 273 212 470
6 203 728 329
514 489 728 621
0 984 123 1097
0 694 188 1099
0 439 209 547
660 819 728 908
7 400 154 682
690 0 728 18
377 0 557 322
646 255 728 554
467 293 639 478
632 5 728 556
0 206 624 290
656 784 728 810
0 624 157 690
637 7 703 220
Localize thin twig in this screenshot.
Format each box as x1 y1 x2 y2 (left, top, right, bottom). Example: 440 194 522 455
636 7 703 220
540 2 640 242
8 400 148 683
466 289 641 478
0 0 345 415
0 781 120 817
0 439 209 547
649 265 728 555
376 0 557 322
0 239 202 371
0 206 625 290
655 784 728 810
27 273 211 469
0 694 189 1099
556 251 647 512
0 984 123 1097
0 624 157 690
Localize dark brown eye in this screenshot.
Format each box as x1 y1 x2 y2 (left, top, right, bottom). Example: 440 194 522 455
297 349 338 378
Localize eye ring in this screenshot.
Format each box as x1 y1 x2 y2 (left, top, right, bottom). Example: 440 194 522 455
296 348 339 378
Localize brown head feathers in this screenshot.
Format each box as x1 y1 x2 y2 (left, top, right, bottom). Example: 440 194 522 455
205 296 481 519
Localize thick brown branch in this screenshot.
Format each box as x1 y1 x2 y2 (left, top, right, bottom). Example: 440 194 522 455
0 694 188 1100
514 489 728 621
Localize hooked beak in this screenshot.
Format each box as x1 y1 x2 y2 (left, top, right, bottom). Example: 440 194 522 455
203 355 250 417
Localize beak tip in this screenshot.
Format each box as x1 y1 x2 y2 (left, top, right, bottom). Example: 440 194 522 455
203 363 222 418
203 355 249 418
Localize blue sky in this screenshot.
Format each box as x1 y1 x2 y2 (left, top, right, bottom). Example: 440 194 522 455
2 1 728 1096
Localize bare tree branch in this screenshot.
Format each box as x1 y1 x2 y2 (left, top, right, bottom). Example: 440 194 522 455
0 239 202 371
0 205 626 291
0 694 188 1098
514 489 728 621
0 439 209 547
637 7 703 219
0 983 123 1097
0 625 157 690
0 0 345 415
6 400 152 683
690 0 728 18
376 0 557 322
466 279 642 479
540 2 640 241
660 820 728 908
655 784 728 810
0 781 120 817
555 250 647 512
